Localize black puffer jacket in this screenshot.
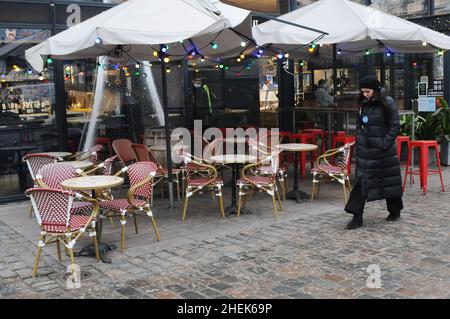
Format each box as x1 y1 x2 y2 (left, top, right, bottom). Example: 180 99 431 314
355 95 403 201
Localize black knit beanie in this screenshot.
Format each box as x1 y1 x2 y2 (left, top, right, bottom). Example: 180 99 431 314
359 75 381 91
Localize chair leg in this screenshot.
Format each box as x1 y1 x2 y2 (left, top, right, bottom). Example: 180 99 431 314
217 190 225 219
181 196 189 221
242 193 247 209
29 204 33 218
272 195 279 218
149 216 161 241
347 176 352 191
120 216 126 252
237 186 243 217
133 214 139 234
275 186 282 210
56 239 62 261
436 148 445 192
68 247 77 282
311 180 316 201
32 234 45 277
342 180 348 204
92 233 100 262
279 178 285 201
176 179 180 201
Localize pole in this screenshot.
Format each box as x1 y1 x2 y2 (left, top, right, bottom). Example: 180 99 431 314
160 60 174 208
331 44 338 147
50 1 68 151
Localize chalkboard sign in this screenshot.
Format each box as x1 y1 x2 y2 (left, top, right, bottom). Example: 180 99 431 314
418 82 428 97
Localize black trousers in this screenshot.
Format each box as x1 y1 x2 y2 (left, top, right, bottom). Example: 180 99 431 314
345 179 403 216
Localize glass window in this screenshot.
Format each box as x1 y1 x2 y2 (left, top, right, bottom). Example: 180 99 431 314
0 28 58 200
371 0 428 18
434 0 450 15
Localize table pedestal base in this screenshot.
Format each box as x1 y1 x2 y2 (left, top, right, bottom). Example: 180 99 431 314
75 242 117 263
286 190 310 203
225 205 252 216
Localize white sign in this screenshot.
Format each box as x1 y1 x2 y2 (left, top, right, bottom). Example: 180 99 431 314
420 76 428 83
418 97 436 112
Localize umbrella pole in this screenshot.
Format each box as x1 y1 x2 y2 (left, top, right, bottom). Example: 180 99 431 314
161 60 174 208
330 44 338 147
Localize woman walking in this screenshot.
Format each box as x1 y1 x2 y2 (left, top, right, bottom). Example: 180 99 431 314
345 75 403 229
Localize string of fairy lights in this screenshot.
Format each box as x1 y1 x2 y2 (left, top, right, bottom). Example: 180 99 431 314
6 34 446 83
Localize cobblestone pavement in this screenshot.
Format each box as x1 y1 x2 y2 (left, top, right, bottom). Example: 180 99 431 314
1 166 450 299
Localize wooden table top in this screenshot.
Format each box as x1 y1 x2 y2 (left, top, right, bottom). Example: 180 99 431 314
61 175 124 191
276 143 318 152
210 154 257 164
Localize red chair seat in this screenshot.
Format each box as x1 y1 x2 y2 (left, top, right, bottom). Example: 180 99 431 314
187 177 223 187
237 175 275 186
71 202 93 214
99 198 146 212
42 215 91 233
312 165 343 174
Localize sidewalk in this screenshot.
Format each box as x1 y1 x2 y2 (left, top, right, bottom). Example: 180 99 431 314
1 167 450 299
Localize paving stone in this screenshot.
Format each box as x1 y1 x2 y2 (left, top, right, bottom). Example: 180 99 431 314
289 292 314 299
180 291 206 299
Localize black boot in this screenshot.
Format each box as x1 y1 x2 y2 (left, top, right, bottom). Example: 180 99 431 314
386 211 400 221
346 214 363 229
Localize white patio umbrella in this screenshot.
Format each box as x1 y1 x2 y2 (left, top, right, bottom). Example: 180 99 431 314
26 0 251 72
25 0 252 208
252 0 450 58
252 0 450 145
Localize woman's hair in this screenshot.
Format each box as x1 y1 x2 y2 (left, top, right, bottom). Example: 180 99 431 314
357 89 390 115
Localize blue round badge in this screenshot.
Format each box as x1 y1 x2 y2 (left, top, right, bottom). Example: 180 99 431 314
362 115 369 124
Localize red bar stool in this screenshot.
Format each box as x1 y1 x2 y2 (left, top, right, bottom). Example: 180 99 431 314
289 133 317 179
403 140 445 194
302 129 325 154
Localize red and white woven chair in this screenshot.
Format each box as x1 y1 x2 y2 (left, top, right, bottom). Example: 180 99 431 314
248 138 288 201
179 151 225 221
36 163 93 215
67 144 103 164
23 153 61 217
25 187 100 279
98 161 161 252
237 150 283 218
132 143 181 204
82 155 120 233
311 141 355 203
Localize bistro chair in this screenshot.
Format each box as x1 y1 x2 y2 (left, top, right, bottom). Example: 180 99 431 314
310 141 355 203
22 153 61 217
25 187 100 279
237 148 283 218
67 144 103 164
179 151 225 221
248 138 288 201
112 139 137 167
36 163 93 215
98 161 161 252
132 143 181 203
82 155 120 232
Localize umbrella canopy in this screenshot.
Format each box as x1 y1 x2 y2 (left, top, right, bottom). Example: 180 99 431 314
26 0 251 71
252 0 450 58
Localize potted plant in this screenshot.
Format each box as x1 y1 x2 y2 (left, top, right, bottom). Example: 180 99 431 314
434 97 450 165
